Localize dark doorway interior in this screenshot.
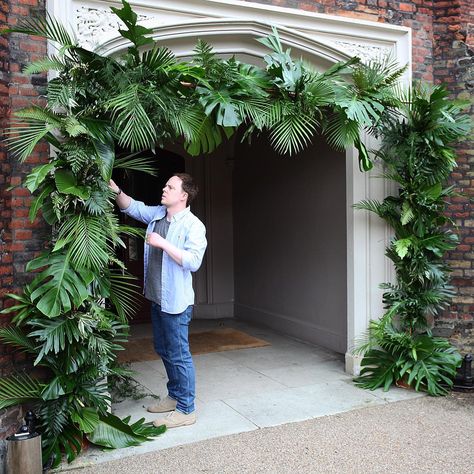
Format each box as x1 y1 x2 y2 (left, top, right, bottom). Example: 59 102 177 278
114 149 185 324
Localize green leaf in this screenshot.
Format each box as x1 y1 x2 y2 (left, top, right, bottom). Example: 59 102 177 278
354 138 373 172
71 407 100 434
27 252 92 318
41 376 66 400
24 163 55 193
0 373 42 410
86 413 165 449
55 169 90 199
393 238 412 259
110 0 153 50
29 184 55 222
424 183 442 201
1 12 76 48
54 214 110 271
401 201 414 226
92 139 115 181
113 153 157 176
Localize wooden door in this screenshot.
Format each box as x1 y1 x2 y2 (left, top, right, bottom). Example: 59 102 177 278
114 150 185 324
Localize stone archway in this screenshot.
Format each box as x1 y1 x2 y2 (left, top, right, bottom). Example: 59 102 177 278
47 0 412 374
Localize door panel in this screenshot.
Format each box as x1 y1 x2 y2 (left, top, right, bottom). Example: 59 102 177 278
115 150 185 324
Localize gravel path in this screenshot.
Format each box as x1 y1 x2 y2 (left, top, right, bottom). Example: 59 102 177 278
69 392 474 474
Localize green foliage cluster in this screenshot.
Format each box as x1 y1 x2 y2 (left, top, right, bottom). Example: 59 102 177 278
0 0 468 467
354 85 470 395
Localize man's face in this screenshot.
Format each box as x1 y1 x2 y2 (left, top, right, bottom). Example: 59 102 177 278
161 176 187 207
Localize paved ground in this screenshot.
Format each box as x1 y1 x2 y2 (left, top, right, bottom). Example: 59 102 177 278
69 391 473 473
61 319 424 470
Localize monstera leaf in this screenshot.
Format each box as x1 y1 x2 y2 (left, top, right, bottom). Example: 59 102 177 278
27 252 94 317
55 169 90 199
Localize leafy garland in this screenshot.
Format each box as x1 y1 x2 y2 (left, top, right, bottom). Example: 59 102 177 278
354 85 470 395
0 0 468 467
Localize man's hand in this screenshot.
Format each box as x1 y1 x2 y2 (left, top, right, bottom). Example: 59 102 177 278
109 179 120 194
109 179 131 210
146 231 183 266
146 232 165 249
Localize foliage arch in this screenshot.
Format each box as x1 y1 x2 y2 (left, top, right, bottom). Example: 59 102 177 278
0 0 469 467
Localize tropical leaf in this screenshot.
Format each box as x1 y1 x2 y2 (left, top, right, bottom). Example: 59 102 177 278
28 316 85 363
1 12 76 48
0 327 37 354
110 0 154 50
71 407 100 434
23 55 66 74
269 112 318 156
0 373 43 410
92 139 115 181
54 214 110 271
108 271 142 321
27 252 94 317
113 152 157 176
107 84 157 151
4 122 57 162
185 115 230 156
86 413 165 449
55 169 90 199
24 163 55 193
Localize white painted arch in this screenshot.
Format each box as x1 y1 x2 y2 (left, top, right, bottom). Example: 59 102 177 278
47 0 412 374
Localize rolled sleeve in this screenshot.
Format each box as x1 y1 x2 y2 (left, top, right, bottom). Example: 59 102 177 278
121 197 165 225
181 221 207 272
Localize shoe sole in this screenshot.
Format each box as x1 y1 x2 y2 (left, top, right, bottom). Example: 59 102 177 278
153 419 196 428
147 406 176 413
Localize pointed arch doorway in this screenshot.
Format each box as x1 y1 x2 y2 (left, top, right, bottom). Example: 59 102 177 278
50 0 411 373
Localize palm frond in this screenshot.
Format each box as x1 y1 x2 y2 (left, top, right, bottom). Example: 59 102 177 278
0 373 43 410
54 214 111 271
269 112 318 155
324 111 360 150
24 55 66 74
109 271 141 322
107 84 157 151
0 327 37 353
2 12 76 49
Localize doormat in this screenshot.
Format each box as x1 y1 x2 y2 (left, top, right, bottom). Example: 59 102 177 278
117 328 271 364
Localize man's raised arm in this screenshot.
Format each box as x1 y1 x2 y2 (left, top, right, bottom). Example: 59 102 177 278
109 179 131 210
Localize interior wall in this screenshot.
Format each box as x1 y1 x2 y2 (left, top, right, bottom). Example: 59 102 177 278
233 134 347 353
186 148 235 318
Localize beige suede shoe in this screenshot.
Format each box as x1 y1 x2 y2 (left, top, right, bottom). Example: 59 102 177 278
147 396 177 413
153 410 196 428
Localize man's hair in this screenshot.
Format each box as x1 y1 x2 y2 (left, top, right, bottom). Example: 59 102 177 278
174 173 198 206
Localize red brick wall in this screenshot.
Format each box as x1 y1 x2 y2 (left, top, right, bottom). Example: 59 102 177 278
0 0 48 443
432 0 474 352
249 1 436 81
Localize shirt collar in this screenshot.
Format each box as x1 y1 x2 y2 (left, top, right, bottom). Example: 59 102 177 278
170 206 191 223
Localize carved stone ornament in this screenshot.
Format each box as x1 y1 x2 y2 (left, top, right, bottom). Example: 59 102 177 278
331 40 392 63
75 6 155 50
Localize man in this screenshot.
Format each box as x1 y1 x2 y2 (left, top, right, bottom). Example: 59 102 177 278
109 174 207 428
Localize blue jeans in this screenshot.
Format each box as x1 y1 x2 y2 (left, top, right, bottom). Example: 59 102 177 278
151 303 195 414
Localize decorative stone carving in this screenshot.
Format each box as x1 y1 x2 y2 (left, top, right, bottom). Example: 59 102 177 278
75 6 155 50
331 40 392 62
